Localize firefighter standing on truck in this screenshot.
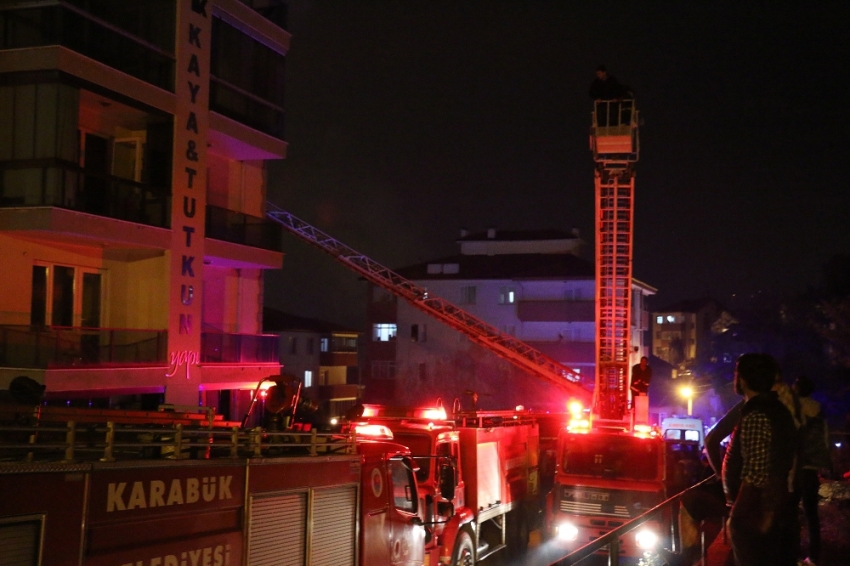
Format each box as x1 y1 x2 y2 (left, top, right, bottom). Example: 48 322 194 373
631 356 652 396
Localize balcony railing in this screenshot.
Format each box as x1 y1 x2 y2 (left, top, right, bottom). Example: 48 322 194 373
0 326 282 368
201 331 279 364
0 4 175 92
205 205 282 252
0 159 171 228
0 325 168 368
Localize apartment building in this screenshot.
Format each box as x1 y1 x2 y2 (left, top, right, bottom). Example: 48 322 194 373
362 228 655 410
263 307 363 423
0 0 289 418
652 298 723 368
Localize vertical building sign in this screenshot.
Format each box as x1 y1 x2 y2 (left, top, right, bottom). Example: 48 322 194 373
167 0 209 398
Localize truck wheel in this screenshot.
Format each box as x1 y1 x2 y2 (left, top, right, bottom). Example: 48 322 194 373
451 529 475 566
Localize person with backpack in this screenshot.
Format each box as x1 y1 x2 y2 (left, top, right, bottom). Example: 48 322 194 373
793 375 831 566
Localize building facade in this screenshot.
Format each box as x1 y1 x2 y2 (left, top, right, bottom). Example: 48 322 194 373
263 307 363 424
651 298 724 369
362 228 655 411
0 0 289 418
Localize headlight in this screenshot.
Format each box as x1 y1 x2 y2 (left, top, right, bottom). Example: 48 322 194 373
556 522 579 541
635 528 658 550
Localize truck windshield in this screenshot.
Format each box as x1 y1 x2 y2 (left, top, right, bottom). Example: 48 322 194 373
562 435 660 480
393 433 433 483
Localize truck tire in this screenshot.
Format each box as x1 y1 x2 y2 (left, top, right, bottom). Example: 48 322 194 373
451 529 475 566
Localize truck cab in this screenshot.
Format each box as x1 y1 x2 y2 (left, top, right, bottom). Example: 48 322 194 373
546 425 702 562
355 431 427 566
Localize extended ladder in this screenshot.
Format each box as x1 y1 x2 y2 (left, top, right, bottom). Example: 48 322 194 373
266 203 590 401
590 98 639 421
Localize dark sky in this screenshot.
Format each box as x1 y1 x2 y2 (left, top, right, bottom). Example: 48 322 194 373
265 1 850 329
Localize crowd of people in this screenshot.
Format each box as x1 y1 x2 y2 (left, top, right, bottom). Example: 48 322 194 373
658 353 834 566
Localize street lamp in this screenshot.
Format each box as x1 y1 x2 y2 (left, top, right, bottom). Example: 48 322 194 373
680 385 693 416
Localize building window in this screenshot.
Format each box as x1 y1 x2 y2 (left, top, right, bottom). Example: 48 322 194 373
656 315 663 324
371 361 397 380
320 338 329 352
288 337 297 355
30 263 103 328
460 286 477 305
307 338 314 355
372 324 397 342
498 287 515 304
500 325 516 336
411 324 427 342
304 370 312 388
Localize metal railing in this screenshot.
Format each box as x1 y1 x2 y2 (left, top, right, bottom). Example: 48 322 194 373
0 415 356 464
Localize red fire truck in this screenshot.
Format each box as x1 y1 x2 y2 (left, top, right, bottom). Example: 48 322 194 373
543 404 702 561
350 402 543 566
0 398 426 566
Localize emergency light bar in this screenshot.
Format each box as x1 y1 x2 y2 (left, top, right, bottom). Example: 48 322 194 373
353 424 394 440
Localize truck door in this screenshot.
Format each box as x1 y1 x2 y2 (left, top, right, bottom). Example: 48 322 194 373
388 458 425 566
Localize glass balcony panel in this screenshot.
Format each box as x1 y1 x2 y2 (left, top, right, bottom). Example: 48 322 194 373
0 325 168 368
0 159 171 228
201 332 279 364
205 205 282 252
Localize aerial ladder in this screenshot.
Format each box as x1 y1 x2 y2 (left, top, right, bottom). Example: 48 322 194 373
265 202 591 403
589 97 640 423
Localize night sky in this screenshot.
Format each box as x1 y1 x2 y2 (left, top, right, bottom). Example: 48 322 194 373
265 1 850 329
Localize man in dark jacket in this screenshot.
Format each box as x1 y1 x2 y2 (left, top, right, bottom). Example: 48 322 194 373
630 356 652 396
589 65 633 127
722 353 798 566
589 65 629 100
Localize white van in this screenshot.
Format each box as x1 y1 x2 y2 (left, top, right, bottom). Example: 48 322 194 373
661 416 704 447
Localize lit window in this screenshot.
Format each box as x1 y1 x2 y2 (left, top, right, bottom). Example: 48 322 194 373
499 287 516 304
656 315 663 324
666 315 675 323
320 338 329 352
304 370 312 388
372 324 397 342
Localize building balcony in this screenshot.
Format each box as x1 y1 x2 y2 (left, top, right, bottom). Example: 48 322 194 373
0 4 175 92
0 325 280 369
201 331 279 364
237 0 289 29
205 205 282 252
0 325 167 369
320 351 358 367
517 300 595 322
0 158 171 228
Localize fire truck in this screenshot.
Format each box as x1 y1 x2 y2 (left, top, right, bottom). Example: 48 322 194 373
347 402 542 565
0 385 426 566
542 97 703 562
